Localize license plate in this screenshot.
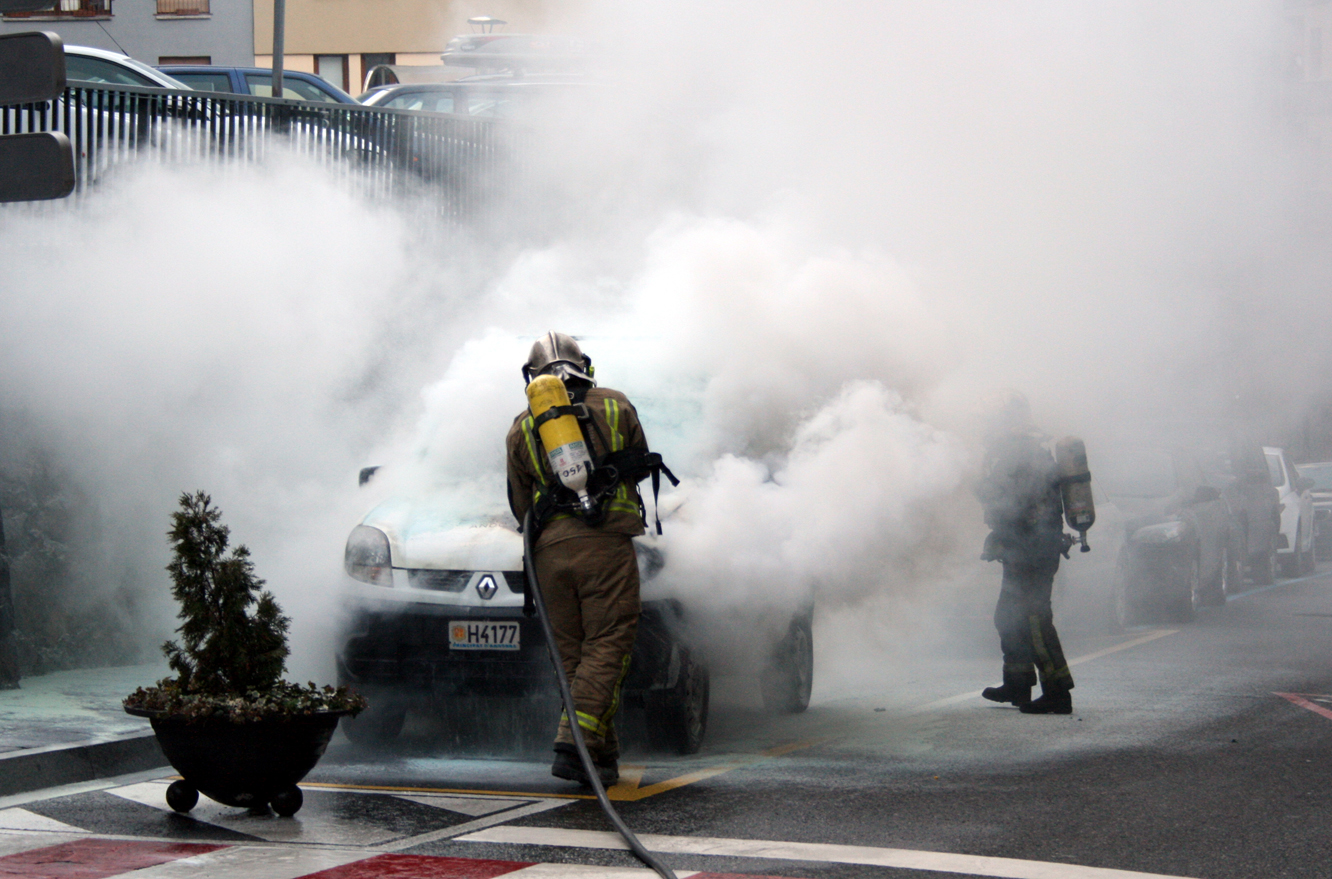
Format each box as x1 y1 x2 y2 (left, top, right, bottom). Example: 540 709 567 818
449 620 520 651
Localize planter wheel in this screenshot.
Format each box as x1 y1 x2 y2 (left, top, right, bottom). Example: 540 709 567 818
271 785 303 817
166 780 198 814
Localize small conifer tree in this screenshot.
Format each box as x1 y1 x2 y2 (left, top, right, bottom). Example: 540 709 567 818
162 491 289 696
125 491 363 721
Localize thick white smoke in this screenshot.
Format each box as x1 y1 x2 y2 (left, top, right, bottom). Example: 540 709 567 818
0 2 1318 693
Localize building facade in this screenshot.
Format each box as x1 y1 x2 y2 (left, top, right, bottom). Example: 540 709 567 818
252 0 562 95
0 0 254 67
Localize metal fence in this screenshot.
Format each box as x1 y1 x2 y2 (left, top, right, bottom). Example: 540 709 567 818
0 82 513 218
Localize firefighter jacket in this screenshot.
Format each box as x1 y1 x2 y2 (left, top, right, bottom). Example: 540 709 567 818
506 386 648 550
976 431 1067 565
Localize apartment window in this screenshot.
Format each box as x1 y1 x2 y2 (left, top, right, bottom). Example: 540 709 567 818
3 0 110 19
157 0 208 13
316 55 348 93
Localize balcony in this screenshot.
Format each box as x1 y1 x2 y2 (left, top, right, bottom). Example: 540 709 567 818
157 0 208 14
3 0 111 18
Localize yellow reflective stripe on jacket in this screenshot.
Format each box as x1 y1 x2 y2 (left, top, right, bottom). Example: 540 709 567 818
603 397 635 511
520 415 548 481
604 398 624 452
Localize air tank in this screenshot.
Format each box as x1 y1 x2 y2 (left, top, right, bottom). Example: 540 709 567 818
526 374 596 514
1055 436 1095 552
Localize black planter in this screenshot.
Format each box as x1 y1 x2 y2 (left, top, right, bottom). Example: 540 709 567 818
125 707 348 816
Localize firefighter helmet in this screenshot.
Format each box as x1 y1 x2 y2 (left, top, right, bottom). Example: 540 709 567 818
981 388 1036 438
523 331 595 385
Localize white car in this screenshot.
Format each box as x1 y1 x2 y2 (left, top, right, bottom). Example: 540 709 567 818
64 45 189 89
1265 446 1316 577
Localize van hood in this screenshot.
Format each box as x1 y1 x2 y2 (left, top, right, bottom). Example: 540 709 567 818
362 497 522 571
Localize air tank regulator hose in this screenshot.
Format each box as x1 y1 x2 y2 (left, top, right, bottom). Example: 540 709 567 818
522 510 675 879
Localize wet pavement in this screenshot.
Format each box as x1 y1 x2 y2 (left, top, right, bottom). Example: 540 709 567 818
2 571 1331 878
0 663 165 755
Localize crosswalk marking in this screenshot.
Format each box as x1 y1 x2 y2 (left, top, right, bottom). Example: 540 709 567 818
393 793 535 817
118 844 372 879
106 781 402 846
457 826 1201 879
0 807 85 834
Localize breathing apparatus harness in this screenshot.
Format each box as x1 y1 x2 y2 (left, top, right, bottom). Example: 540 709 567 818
523 376 679 540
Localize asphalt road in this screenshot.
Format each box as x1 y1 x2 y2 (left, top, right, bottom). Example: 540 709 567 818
297 564 1332 879
6 564 1329 879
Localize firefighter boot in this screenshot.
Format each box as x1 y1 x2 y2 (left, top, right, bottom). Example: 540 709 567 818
1019 684 1072 715
551 743 618 787
982 669 1033 706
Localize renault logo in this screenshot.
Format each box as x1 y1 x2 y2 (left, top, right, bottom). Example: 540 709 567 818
475 574 498 600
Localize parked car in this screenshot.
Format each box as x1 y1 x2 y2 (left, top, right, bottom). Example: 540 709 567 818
1295 460 1332 561
1266 446 1316 576
337 475 813 755
1098 446 1238 624
65 45 188 89
357 77 587 116
156 66 357 104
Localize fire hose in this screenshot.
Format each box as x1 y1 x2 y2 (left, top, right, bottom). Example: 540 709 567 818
522 509 675 879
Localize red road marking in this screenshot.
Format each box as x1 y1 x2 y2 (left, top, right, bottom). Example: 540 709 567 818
298 854 534 878
1275 692 1332 721
0 839 224 879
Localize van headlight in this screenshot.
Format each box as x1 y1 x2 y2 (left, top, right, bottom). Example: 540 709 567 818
345 525 392 586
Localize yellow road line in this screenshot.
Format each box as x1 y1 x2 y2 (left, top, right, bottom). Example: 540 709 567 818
1068 628 1177 666
303 737 829 804
901 628 1179 716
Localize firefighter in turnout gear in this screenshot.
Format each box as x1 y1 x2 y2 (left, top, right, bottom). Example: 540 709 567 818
976 391 1076 715
506 332 652 786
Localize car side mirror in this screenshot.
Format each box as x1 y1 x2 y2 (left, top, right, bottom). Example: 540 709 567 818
1192 485 1221 504
1296 476 1315 492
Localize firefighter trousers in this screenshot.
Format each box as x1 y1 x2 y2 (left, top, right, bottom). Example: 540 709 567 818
994 559 1074 693
534 532 640 760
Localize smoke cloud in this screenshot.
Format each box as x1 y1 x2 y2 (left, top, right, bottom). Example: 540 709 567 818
0 2 1322 693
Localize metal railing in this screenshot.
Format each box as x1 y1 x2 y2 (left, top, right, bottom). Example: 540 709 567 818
156 0 208 14
1 82 514 218
3 0 110 17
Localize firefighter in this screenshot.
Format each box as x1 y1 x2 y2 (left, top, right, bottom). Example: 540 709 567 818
975 391 1075 715
506 332 649 786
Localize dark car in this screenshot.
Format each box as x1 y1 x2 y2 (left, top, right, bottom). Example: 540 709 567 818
156 66 357 104
1100 446 1238 624
1296 460 1332 561
357 77 585 116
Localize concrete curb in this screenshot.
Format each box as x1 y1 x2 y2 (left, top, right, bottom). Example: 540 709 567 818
0 732 167 797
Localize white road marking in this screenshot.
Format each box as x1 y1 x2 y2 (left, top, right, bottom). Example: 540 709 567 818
106 781 404 846
392 792 535 817
0 807 86 834
0 828 89 856
124 844 374 879
381 798 570 851
458 826 1201 879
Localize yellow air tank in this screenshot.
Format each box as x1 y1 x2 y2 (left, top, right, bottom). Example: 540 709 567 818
1055 436 1095 552
526 374 596 514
